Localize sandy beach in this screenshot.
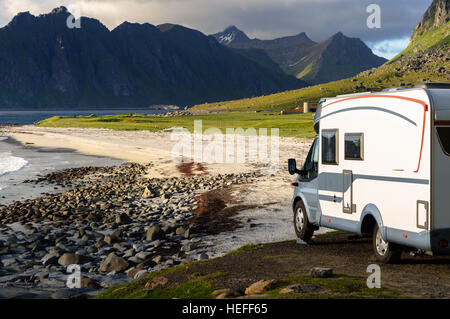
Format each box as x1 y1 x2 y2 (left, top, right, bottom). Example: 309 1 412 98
2 125 321 244
0 125 323 298
3 126 269 177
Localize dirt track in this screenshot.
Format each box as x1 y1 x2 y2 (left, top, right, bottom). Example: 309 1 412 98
164 232 450 298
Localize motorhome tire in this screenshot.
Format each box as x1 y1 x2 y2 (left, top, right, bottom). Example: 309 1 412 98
294 200 314 241
372 224 402 263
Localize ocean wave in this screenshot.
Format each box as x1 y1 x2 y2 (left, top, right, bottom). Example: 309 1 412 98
0 152 29 177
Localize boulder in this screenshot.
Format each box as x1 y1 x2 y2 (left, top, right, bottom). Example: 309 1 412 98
198 253 209 261
142 186 155 198
144 276 168 289
152 255 162 263
116 213 132 225
105 229 121 245
1 258 18 267
310 267 333 278
41 252 60 266
244 280 277 295
99 253 129 273
146 226 165 241
80 277 101 289
134 270 149 280
58 253 80 266
175 226 186 235
212 289 232 299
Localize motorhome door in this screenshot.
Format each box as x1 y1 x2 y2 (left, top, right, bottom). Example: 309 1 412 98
300 137 320 223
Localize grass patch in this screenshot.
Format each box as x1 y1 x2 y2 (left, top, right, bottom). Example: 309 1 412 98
97 260 225 299
143 273 225 299
95 239 410 299
225 244 263 256
37 112 316 139
96 265 187 299
264 274 407 299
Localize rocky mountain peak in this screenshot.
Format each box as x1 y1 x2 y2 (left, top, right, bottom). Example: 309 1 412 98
326 32 356 47
50 6 69 15
213 26 250 45
7 11 36 28
412 0 450 41
0 7 303 108
331 31 344 38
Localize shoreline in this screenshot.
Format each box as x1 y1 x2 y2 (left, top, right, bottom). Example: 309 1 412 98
0 125 315 299
0 134 124 206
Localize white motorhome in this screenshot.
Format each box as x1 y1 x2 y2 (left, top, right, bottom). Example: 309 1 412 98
288 83 450 263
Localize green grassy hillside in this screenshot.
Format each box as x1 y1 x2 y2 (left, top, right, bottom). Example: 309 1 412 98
393 21 450 60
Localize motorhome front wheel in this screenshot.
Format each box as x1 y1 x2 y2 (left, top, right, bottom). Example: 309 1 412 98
293 200 314 241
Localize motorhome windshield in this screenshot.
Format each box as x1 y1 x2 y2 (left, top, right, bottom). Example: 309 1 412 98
302 138 319 179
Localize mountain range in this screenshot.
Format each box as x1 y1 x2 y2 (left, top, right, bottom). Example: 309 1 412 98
0 7 305 109
193 0 450 113
212 27 387 85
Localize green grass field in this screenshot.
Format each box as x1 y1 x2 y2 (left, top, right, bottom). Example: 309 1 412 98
37 112 316 139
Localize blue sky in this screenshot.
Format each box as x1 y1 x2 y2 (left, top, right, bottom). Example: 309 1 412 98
0 0 433 59
367 38 412 60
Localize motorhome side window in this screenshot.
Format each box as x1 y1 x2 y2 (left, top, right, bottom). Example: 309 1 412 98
321 129 338 165
436 127 450 156
345 133 364 160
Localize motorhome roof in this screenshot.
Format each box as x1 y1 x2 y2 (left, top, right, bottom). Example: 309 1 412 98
335 91 373 98
326 83 450 101
315 83 450 132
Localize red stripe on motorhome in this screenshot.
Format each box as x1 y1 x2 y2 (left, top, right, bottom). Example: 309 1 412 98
318 94 428 173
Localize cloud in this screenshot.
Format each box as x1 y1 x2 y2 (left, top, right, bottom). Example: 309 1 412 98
367 37 411 59
0 0 432 57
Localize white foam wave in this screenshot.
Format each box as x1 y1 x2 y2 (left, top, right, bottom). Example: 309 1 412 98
0 152 29 177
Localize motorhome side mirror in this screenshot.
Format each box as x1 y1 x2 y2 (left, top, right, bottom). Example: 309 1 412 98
288 159 299 175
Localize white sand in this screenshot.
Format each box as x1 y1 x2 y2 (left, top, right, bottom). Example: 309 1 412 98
2 125 326 255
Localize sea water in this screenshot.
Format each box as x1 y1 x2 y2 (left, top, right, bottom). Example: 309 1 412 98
0 136 124 205
0 109 161 204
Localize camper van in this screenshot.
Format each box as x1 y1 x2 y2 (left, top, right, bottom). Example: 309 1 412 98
288 83 450 263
